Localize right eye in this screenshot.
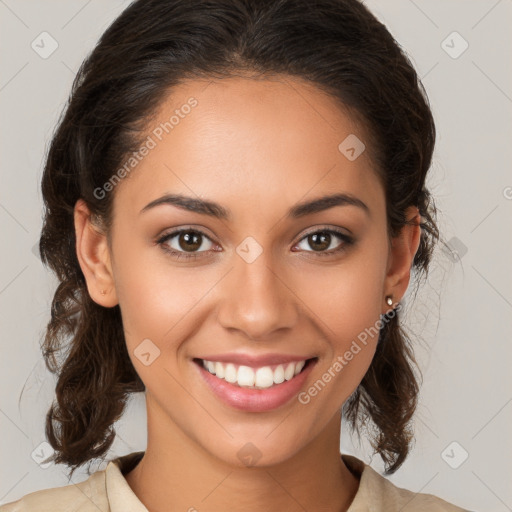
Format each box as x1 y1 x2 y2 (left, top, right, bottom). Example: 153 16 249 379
156 228 217 261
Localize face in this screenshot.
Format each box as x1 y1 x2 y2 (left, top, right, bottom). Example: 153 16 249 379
75 74 419 468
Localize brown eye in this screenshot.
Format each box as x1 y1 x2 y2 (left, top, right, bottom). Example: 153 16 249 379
157 229 215 260
306 232 333 252
176 231 203 252
295 229 353 256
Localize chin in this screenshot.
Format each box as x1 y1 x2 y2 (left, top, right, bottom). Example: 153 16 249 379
203 433 307 470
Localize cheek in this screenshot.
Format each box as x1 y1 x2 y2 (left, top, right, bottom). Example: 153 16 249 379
114 259 204 405
111 237 193 350
112 226 191 315
112 242 229 395
301 238 388 343
297 273 382 415
295 240 387 403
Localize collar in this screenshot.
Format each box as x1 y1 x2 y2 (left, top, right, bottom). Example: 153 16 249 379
106 451 147 512
105 451 380 512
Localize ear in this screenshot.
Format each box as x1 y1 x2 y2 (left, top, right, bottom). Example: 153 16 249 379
383 205 421 313
74 199 118 307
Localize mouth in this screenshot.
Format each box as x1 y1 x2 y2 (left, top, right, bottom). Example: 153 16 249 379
193 357 317 390
193 356 318 412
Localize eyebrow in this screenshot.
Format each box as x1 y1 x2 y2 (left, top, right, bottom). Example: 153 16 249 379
140 192 369 220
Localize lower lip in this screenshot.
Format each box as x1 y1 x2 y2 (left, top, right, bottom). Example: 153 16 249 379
194 358 317 412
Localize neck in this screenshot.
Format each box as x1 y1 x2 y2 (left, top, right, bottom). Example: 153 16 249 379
125 398 360 512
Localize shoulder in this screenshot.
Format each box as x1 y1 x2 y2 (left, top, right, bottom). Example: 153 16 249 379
0 468 109 512
343 455 471 512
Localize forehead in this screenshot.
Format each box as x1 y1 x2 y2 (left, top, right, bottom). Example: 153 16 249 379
113 75 384 222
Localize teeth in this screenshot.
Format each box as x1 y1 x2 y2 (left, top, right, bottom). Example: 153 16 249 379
273 364 285 384
294 360 305 375
225 363 237 383
214 361 225 378
284 362 295 380
201 359 308 389
237 365 255 387
255 366 274 388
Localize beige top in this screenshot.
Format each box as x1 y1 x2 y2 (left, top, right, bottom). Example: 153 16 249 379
0 451 469 511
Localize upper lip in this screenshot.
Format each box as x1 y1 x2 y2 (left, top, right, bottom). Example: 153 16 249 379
196 353 316 367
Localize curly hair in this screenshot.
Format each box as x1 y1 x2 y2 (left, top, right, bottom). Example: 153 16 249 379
37 0 438 478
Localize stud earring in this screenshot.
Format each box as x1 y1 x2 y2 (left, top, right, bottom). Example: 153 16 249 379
385 295 393 306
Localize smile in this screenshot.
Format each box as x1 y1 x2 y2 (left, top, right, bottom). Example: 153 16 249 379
199 358 310 389
193 356 318 412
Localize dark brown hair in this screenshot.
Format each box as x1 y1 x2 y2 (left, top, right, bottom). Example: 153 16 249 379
37 0 438 477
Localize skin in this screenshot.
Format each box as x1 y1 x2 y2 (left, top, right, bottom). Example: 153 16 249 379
74 74 420 512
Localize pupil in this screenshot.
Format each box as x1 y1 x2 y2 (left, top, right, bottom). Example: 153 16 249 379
180 231 201 251
310 232 330 251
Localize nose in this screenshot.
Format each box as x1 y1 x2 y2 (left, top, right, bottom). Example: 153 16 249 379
215 249 299 341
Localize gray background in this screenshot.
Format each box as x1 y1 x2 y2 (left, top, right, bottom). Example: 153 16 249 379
1 0 511 510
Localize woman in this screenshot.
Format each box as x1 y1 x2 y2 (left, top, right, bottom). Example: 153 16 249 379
0 0 470 510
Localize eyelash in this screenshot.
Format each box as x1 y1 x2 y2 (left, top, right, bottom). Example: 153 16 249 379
156 227 354 262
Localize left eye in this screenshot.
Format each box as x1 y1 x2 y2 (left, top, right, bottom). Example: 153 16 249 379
156 228 353 261
294 229 351 255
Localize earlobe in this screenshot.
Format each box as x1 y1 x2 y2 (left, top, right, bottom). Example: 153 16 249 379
383 206 421 312
73 199 118 307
